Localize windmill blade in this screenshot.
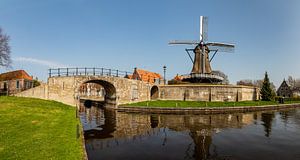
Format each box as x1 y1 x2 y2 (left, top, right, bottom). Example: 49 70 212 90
206 42 235 53
169 40 199 45
200 16 208 42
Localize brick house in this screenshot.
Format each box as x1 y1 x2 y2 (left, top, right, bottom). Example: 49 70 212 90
0 70 33 95
127 68 162 84
277 80 293 98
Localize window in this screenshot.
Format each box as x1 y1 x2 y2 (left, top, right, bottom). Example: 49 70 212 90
3 82 7 91
16 80 20 89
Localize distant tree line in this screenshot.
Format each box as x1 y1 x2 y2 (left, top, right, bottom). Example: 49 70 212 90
237 72 276 101
236 78 276 92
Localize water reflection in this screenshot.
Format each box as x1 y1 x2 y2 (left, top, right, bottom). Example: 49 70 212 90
79 103 300 160
261 112 275 137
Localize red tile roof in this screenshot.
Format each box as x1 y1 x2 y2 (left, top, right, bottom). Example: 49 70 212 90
174 74 183 81
131 68 162 84
0 70 33 81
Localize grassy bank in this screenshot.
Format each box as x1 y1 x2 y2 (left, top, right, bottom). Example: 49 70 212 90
0 96 83 160
121 100 300 108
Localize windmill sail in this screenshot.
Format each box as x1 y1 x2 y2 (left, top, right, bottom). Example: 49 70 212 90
168 40 199 45
206 42 235 53
200 16 208 42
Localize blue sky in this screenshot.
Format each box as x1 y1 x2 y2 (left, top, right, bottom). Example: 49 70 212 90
1 0 300 87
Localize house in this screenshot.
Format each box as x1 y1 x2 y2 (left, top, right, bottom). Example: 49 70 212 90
277 79 293 98
0 70 33 95
127 68 162 84
292 87 300 98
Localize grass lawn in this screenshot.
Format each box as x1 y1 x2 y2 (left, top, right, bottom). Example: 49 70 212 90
0 96 84 160
121 100 300 108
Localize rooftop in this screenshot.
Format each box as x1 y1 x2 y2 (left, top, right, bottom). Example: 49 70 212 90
0 70 33 81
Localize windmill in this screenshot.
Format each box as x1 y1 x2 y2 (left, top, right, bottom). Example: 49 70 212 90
169 16 235 83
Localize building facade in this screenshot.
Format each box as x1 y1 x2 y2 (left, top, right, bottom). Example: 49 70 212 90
0 70 33 95
277 80 293 98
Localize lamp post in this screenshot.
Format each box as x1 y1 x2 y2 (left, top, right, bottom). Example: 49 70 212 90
163 65 166 85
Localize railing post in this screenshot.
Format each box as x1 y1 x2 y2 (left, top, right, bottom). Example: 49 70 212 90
85 67 87 75
101 68 103 76
49 69 52 78
93 67 95 76
116 70 119 77
76 68 78 76
66 68 69 76
58 68 60 77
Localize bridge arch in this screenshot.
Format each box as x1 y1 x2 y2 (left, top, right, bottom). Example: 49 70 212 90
150 85 159 100
80 79 117 105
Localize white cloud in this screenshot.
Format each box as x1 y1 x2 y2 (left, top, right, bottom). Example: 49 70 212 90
13 57 70 68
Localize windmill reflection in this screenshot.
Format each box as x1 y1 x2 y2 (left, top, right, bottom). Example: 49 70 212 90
80 103 287 159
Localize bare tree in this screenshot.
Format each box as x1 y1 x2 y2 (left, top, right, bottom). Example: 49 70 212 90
0 27 11 67
237 79 254 86
212 70 229 84
287 76 295 88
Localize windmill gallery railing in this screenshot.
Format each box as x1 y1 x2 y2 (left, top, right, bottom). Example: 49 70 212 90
48 67 132 78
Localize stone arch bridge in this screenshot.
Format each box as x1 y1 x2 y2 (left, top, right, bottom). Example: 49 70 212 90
16 68 259 107
16 68 159 107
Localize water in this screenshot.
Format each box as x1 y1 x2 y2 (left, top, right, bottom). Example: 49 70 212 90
79 105 300 160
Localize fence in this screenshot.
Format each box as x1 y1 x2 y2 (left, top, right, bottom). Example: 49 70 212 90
48 68 132 78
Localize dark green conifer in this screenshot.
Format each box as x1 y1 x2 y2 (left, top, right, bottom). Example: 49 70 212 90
260 72 275 101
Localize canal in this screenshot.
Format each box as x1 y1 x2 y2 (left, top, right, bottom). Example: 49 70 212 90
79 105 300 160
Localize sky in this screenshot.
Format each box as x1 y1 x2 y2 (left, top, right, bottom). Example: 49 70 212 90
1 0 300 87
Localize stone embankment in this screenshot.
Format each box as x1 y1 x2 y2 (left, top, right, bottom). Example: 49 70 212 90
117 103 300 114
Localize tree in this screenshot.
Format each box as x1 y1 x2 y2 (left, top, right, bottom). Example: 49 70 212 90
212 70 229 84
287 76 295 88
260 72 275 101
236 79 276 93
33 79 41 87
237 79 254 86
253 79 276 93
0 27 11 67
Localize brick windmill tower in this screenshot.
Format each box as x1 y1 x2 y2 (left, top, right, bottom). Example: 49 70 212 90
169 16 235 83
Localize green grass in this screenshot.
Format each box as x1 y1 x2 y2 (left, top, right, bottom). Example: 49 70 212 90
0 96 84 160
121 100 300 108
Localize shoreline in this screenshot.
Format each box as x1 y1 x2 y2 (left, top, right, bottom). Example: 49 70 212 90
117 103 300 115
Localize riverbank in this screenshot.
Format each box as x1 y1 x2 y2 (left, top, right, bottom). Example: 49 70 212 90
121 100 300 108
0 96 84 159
119 100 300 114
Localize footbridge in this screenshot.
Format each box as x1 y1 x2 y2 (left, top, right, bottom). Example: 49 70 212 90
16 68 160 107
